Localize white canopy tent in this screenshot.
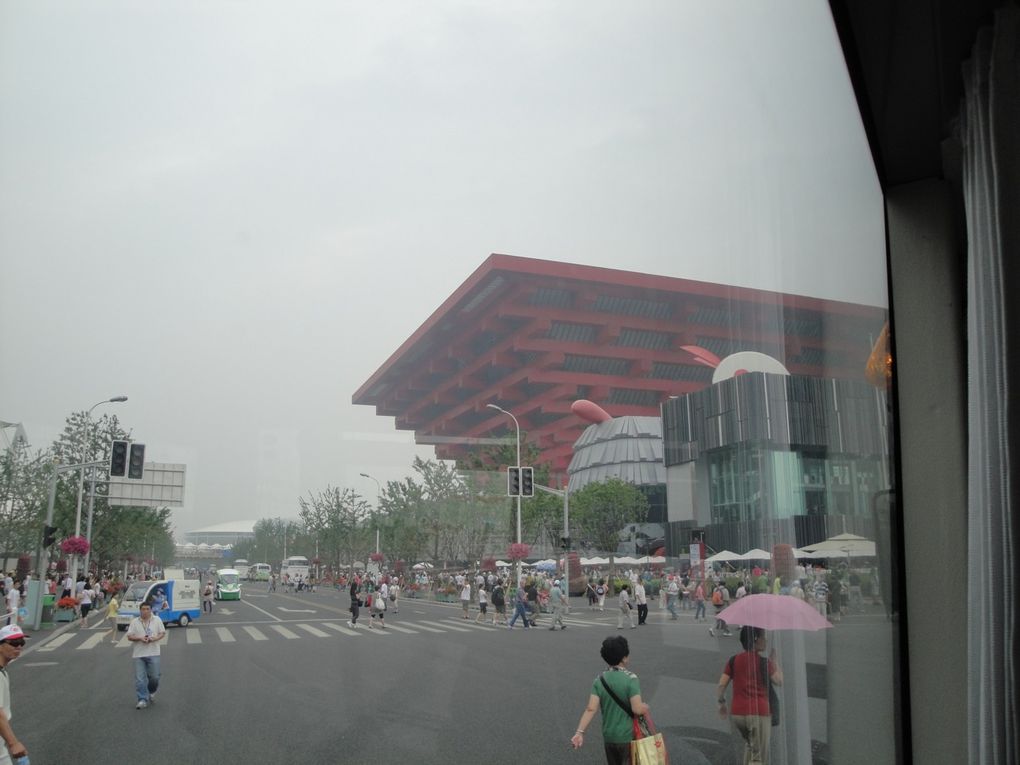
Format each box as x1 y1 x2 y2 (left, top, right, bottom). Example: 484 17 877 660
614 556 642 565
739 548 772 560
705 550 743 563
580 556 610 566
801 533 877 557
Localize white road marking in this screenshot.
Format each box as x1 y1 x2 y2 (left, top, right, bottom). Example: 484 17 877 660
37 634 75 652
402 621 446 633
278 607 317 613
323 622 360 636
242 600 283 622
186 629 203 644
76 632 106 650
218 608 234 615
296 623 330 637
419 620 471 633
215 627 236 643
23 661 59 667
243 626 268 641
270 625 300 639
445 619 492 631
379 624 418 634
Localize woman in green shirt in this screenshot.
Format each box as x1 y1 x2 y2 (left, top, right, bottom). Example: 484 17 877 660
570 636 650 764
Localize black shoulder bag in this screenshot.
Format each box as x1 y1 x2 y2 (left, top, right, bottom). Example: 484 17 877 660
599 673 635 718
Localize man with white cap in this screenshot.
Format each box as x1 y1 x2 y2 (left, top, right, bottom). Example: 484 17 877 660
0 624 30 764
548 580 568 631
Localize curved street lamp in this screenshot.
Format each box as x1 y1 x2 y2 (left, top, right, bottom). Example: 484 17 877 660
360 472 383 554
486 403 523 584
71 395 128 583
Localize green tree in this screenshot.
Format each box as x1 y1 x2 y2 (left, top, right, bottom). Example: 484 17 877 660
0 437 53 561
457 439 560 552
242 518 308 567
569 478 649 572
298 486 372 573
376 477 429 565
43 411 175 574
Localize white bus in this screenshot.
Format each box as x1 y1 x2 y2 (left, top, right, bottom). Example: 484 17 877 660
232 559 250 579
280 556 310 587
248 563 272 581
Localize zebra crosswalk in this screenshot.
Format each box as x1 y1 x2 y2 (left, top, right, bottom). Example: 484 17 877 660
35 614 599 652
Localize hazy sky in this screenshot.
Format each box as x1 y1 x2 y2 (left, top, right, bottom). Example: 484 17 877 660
0 2 885 537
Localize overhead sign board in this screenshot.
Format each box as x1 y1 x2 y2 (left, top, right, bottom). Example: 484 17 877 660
108 462 186 507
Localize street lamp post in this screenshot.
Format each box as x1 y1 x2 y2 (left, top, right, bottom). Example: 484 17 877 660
534 480 571 606
486 403 523 584
71 395 127 584
359 472 382 555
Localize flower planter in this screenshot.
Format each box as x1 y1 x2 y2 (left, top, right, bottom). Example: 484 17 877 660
55 608 76 623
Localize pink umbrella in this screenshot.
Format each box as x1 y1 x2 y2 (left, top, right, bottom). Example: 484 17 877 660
717 593 832 631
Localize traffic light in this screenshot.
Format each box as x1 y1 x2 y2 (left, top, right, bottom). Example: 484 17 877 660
507 467 521 496
128 443 146 479
520 466 534 497
43 525 59 548
110 440 128 476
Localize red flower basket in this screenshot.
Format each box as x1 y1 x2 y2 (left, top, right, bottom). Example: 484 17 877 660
60 536 90 556
481 557 497 572
507 543 530 561
369 552 384 563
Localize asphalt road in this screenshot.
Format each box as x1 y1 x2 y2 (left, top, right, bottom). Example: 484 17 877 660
9 588 892 764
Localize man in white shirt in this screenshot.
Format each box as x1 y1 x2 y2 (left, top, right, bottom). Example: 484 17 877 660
666 577 680 620
0 624 29 765
634 581 648 625
127 602 166 709
3 588 18 628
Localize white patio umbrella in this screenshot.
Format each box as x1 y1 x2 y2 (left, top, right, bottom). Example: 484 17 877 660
801 533 876 557
705 550 743 563
795 548 830 559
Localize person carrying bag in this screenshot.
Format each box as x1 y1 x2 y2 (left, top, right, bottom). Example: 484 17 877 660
570 636 667 765
598 676 668 764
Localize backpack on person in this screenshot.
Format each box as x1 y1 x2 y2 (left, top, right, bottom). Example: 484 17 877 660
492 586 505 607
712 588 724 606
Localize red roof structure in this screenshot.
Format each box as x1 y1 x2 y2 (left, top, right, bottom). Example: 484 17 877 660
353 254 886 476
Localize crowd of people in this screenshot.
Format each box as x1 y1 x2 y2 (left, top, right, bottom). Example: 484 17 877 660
2 558 873 763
